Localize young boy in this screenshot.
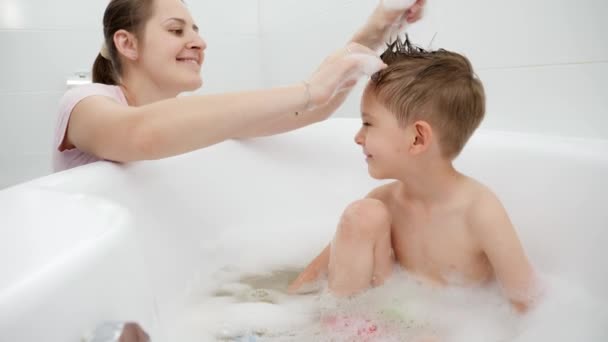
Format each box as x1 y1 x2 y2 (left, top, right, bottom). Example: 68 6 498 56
289 37 538 313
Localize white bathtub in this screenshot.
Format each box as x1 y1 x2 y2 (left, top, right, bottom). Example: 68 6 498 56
1 118 607 341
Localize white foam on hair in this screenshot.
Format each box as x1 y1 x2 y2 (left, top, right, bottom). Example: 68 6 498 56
331 53 387 96
346 53 386 76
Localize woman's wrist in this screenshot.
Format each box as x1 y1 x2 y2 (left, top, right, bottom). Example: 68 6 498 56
302 81 313 111
292 81 314 116
352 7 394 49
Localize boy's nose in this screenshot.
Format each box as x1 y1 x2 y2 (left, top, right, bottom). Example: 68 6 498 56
354 128 365 145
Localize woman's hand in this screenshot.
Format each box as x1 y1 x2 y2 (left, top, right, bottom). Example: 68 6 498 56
352 0 427 50
404 0 426 23
383 0 426 24
305 43 386 109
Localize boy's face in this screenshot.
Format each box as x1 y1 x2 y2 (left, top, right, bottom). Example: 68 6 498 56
355 89 414 179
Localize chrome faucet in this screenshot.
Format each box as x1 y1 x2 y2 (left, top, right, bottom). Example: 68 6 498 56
83 321 150 342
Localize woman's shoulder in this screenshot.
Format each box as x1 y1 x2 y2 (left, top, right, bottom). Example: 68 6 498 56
59 83 126 108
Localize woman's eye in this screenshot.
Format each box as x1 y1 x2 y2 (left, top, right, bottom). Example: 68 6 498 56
363 122 371 127
170 29 184 35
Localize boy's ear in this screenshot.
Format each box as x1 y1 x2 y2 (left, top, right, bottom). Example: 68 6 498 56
114 29 139 61
409 120 433 155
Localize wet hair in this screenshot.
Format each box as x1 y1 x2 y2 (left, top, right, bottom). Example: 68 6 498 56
92 0 157 85
369 35 486 158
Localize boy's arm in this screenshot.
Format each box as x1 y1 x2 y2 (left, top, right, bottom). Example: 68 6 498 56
288 244 330 294
472 189 539 313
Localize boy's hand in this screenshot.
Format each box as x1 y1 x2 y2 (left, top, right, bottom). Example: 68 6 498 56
288 265 321 294
288 244 331 294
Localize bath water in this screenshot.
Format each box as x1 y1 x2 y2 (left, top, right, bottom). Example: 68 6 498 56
170 264 607 341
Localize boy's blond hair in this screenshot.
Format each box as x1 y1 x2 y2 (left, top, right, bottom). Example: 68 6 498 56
369 36 485 158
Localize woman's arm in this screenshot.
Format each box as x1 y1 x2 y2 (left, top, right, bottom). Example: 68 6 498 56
66 44 384 162
233 84 351 139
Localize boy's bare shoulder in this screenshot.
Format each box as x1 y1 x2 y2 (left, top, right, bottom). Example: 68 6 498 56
468 177 503 207
464 176 510 232
365 181 400 203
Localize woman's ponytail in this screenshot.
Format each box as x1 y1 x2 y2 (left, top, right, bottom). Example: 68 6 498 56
92 53 117 85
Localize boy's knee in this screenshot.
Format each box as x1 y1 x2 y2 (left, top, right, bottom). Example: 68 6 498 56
339 199 391 237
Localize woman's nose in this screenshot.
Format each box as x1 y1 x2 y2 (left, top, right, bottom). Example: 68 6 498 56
187 34 207 51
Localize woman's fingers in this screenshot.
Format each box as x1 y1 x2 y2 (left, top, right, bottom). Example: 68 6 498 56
405 0 426 23
381 0 417 11
344 42 379 56
344 53 386 76
329 54 385 97
306 44 386 109
326 42 380 64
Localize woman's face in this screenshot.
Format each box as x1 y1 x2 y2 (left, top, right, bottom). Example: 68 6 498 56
139 0 207 94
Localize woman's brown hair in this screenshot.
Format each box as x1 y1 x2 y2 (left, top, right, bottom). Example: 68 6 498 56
92 0 156 85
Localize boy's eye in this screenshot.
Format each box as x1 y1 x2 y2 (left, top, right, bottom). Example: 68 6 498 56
363 122 371 127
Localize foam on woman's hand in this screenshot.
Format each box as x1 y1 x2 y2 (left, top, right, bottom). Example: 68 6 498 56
381 0 417 11
348 53 386 76
380 0 417 42
336 53 386 93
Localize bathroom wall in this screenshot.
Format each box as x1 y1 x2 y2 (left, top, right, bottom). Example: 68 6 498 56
0 0 606 188
258 0 608 138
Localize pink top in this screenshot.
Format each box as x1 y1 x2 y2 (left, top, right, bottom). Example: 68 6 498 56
53 83 128 172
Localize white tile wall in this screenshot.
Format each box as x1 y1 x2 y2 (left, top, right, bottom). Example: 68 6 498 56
478 62 608 138
0 0 105 189
191 32 263 95
0 0 106 30
0 92 58 152
430 0 608 69
0 30 102 93
0 0 606 188
0 90 61 189
186 0 258 36
258 0 608 136
0 153 51 189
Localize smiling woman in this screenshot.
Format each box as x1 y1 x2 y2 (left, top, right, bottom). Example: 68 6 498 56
51 0 425 172
93 0 206 91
